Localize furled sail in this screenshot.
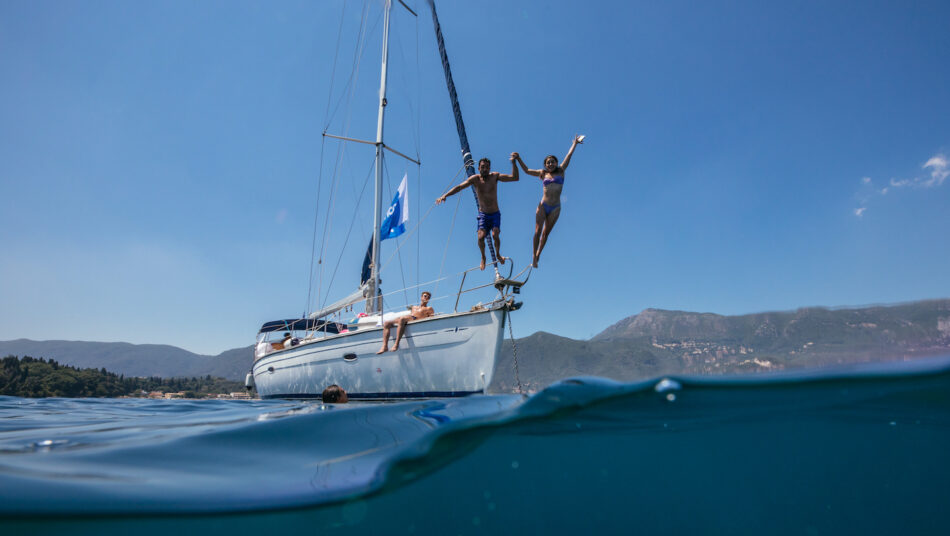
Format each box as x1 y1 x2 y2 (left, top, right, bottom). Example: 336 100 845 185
308 284 370 320
426 0 499 270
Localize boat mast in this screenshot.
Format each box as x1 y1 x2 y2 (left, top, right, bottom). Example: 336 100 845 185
368 0 393 314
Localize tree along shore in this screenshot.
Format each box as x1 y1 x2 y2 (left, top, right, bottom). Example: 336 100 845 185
1 355 246 398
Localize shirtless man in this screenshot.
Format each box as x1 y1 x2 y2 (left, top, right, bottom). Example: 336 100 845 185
436 154 519 270
377 291 435 353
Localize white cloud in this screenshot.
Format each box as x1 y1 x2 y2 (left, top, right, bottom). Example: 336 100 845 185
852 152 946 217
922 154 948 187
888 153 948 189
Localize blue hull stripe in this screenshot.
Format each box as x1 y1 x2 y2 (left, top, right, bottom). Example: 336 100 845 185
261 390 483 400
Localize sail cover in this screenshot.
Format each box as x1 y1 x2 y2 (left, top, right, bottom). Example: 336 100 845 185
258 318 342 334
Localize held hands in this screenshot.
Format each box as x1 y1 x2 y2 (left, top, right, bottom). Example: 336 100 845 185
511 151 529 173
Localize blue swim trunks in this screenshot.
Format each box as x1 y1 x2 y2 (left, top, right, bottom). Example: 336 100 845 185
477 210 501 232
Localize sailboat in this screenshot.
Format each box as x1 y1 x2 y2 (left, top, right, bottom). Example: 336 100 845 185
249 0 525 400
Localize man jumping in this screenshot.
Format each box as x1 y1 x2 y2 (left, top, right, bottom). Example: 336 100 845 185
436 153 519 270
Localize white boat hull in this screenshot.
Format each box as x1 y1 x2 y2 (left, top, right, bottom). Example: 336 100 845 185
253 307 507 399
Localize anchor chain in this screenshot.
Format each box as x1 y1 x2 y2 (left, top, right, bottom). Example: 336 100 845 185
506 306 524 395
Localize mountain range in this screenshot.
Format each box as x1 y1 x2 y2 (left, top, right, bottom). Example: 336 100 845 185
492 299 950 391
3 299 948 393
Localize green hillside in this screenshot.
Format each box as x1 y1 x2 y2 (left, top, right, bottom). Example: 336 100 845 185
0 356 244 398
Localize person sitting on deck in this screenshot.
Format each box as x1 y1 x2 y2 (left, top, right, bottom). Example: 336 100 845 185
377 291 435 354
271 332 292 351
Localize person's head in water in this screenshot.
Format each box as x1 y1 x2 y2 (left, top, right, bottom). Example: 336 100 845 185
322 384 348 403
544 155 559 173
478 157 491 176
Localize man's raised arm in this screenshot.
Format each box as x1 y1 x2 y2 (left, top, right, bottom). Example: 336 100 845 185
497 153 520 182
436 176 474 204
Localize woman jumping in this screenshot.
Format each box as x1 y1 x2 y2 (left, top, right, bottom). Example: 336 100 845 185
514 135 583 267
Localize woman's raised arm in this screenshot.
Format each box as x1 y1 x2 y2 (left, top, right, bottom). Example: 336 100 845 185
560 135 584 171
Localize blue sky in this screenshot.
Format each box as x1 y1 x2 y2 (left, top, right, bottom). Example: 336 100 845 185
1 0 948 355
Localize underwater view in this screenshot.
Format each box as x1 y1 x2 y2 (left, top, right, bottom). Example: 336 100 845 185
2 355 949 535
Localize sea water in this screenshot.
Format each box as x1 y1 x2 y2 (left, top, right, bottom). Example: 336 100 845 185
2 356 949 535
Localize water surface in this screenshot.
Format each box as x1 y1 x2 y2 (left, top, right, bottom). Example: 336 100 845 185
2 356 949 535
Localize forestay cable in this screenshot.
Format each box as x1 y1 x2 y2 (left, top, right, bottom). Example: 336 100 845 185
316 3 373 311
308 2 352 316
